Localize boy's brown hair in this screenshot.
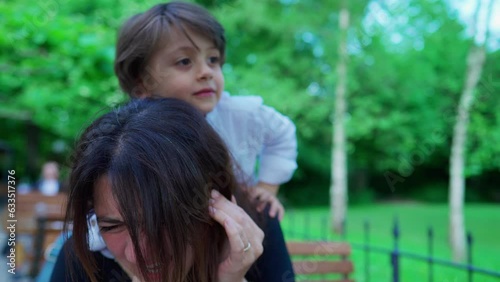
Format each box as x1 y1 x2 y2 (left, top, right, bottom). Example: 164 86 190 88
114 1 226 97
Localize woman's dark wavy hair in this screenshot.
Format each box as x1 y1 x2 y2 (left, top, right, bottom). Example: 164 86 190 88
64 98 250 282
115 1 226 97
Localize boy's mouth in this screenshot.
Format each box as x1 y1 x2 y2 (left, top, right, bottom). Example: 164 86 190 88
193 88 216 97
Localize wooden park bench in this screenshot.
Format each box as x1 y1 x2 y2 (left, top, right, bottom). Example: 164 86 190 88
1 192 67 277
287 241 354 282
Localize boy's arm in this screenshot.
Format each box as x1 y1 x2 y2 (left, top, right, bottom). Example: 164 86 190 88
255 181 279 195
257 105 298 185
251 104 297 221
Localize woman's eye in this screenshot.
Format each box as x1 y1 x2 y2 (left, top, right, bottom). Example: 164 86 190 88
99 225 123 233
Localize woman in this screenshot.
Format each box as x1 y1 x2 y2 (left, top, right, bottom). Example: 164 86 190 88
50 98 294 281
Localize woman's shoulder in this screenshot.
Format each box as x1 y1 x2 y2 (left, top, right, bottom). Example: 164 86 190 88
50 238 130 282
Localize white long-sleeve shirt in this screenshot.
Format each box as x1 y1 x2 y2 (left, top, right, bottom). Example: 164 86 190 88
207 92 298 185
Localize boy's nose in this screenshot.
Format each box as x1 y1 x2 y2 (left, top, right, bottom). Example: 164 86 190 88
198 63 213 80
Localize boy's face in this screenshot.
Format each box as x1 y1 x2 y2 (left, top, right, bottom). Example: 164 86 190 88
139 28 224 115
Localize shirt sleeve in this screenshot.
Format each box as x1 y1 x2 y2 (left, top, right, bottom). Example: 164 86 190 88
257 104 298 185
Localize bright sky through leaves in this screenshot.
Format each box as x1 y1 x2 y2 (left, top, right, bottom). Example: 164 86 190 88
449 0 498 48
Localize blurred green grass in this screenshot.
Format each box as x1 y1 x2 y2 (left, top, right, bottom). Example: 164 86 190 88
281 204 500 282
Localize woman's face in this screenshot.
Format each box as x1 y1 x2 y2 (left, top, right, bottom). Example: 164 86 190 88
93 175 193 281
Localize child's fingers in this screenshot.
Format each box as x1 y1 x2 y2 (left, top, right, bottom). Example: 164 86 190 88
278 205 285 221
261 193 273 202
269 201 283 219
254 192 272 204
256 201 268 213
269 203 278 218
250 186 272 201
269 203 285 221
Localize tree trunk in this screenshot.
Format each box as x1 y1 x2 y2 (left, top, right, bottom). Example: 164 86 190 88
331 2 349 234
449 0 493 262
449 46 485 262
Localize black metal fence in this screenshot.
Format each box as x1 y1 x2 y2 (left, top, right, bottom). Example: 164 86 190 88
282 212 500 282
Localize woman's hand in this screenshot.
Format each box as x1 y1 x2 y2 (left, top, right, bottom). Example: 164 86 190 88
209 189 264 282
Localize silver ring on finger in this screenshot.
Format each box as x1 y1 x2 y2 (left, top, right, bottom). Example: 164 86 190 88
243 242 251 252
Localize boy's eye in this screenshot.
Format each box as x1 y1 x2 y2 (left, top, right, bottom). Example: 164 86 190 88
176 58 191 66
209 56 220 64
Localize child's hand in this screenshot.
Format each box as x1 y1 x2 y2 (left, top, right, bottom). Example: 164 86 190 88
250 186 285 221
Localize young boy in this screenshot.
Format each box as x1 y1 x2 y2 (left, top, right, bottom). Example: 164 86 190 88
114 1 297 220
39 3 297 281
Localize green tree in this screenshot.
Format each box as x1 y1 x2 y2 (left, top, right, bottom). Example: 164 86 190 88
2 0 499 204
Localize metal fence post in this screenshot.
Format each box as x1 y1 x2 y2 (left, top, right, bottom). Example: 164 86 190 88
321 216 328 240
391 217 400 282
365 220 370 282
467 232 473 282
428 226 434 282
305 212 310 240
342 218 347 240
341 219 348 280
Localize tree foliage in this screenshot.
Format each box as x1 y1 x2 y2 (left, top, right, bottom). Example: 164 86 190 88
1 0 499 204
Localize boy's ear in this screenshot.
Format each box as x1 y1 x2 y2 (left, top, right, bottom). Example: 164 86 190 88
133 78 153 99
136 91 152 99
